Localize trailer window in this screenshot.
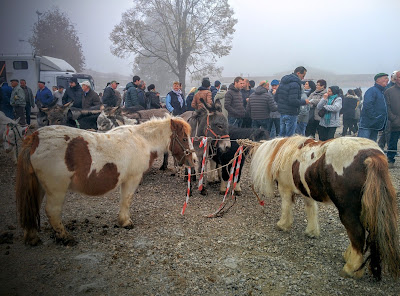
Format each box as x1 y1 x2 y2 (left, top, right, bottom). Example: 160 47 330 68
13 61 28 70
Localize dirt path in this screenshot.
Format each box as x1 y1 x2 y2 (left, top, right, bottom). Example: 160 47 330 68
0 148 399 296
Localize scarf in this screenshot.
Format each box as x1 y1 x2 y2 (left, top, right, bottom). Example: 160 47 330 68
324 94 338 125
172 89 183 107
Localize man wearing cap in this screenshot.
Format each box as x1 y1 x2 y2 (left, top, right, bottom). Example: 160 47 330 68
81 80 101 109
10 79 26 125
210 80 221 102
268 79 281 138
384 71 400 168
53 85 65 105
62 77 84 108
102 80 119 107
20 79 34 125
35 81 54 108
358 73 389 141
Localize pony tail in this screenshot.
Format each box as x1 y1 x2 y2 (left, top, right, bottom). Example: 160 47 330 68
15 135 42 239
361 154 400 279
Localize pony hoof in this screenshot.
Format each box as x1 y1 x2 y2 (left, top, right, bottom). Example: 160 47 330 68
200 188 208 196
304 230 320 238
123 224 134 230
159 165 167 171
25 237 42 246
276 223 291 232
220 190 225 195
234 191 242 196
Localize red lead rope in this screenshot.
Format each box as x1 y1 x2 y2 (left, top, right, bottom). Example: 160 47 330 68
198 137 208 191
181 138 194 215
207 145 243 218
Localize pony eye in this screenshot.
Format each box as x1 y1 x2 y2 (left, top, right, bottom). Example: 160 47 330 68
183 138 187 142
218 125 223 129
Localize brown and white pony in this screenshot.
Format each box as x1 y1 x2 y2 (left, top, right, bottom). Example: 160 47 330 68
16 116 197 246
250 136 400 280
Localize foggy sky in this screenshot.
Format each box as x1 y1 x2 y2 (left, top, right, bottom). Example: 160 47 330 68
1 0 399 77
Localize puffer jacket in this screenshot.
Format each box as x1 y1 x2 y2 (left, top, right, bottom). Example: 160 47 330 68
359 83 387 130
275 73 306 115
125 82 138 107
62 84 84 108
385 84 400 131
224 84 245 119
246 86 277 120
317 96 342 127
308 89 327 121
10 85 26 106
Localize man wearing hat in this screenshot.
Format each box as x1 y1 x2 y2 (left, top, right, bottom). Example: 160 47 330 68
102 80 119 107
358 73 389 141
10 79 26 125
53 85 65 105
35 81 54 108
81 80 101 109
62 77 84 108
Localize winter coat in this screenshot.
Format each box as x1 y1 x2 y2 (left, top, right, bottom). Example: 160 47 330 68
241 88 254 109
308 89 327 121
62 84 84 108
185 92 195 111
10 85 25 106
224 84 246 119
269 90 280 119
317 96 342 127
215 90 228 118
297 87 310 123
35 86 54 107
145 91 161 109
275 73 306 115
125 82 139 107
21 85 34 107
210 86 218 101
192 87 212 110
0 83 14 118
341 94 359 120
359 83 387 130
246 86 277 120
137 88 146 108
385 84 400 131
82 89 101 109
102 86 118 107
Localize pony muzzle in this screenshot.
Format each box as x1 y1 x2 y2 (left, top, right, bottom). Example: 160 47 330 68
218 137 231 152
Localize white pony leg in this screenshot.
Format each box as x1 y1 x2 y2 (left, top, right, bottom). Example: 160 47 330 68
340 244 365 279
303 197 320 238
234 182 242 196
119 175 142 228
220 180 227 194
277 187 294 232
45 192 72 243
208 160 219 183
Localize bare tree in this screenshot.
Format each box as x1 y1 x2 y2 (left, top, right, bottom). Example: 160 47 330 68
30 8 85 72
110 0 237 92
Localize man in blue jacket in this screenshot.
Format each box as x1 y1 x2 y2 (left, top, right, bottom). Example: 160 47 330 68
35 81 54 108
275 66 309 137
358 73 389 141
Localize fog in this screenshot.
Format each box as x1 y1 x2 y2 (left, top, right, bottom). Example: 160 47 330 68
1 0 399 77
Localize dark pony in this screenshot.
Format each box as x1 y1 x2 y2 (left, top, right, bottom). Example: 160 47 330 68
251 136 400 280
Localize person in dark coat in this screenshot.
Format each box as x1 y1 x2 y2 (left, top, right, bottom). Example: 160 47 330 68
385 71 400 167
241 78 254 128
358 73 389 141
210 80 221 102
275 66 309 137
341 89 360 136
166 81 186 115
145 84 161 109
185 87 197 111
35 81 54 108
137 80 147 109
102 80 119 107
20 79 34 125
62 77 84 108
246 81 278 130
0 78 14 119
10 79 26 125
81 81 101 109
224 77 245 127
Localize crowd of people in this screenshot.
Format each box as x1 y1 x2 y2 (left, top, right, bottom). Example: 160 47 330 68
1 67 399 166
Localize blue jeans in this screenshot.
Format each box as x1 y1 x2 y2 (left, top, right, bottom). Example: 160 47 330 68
269 118 280 138
252 119 270 131
387 131 400 163
358 128 379 142
296 122 307 136
279 115 297 137
25 103 31 125
228 116 243 128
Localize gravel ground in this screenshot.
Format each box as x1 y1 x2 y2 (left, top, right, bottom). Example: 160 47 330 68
0 143 400 296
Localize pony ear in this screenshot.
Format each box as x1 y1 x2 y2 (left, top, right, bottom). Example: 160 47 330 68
63 101 74 108
15 117 20 124
214 98 222 112
200 98 212 111
170 118 182 133
100 105 105 111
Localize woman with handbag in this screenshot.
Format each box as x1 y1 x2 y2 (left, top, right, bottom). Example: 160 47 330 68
316 86 342 141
